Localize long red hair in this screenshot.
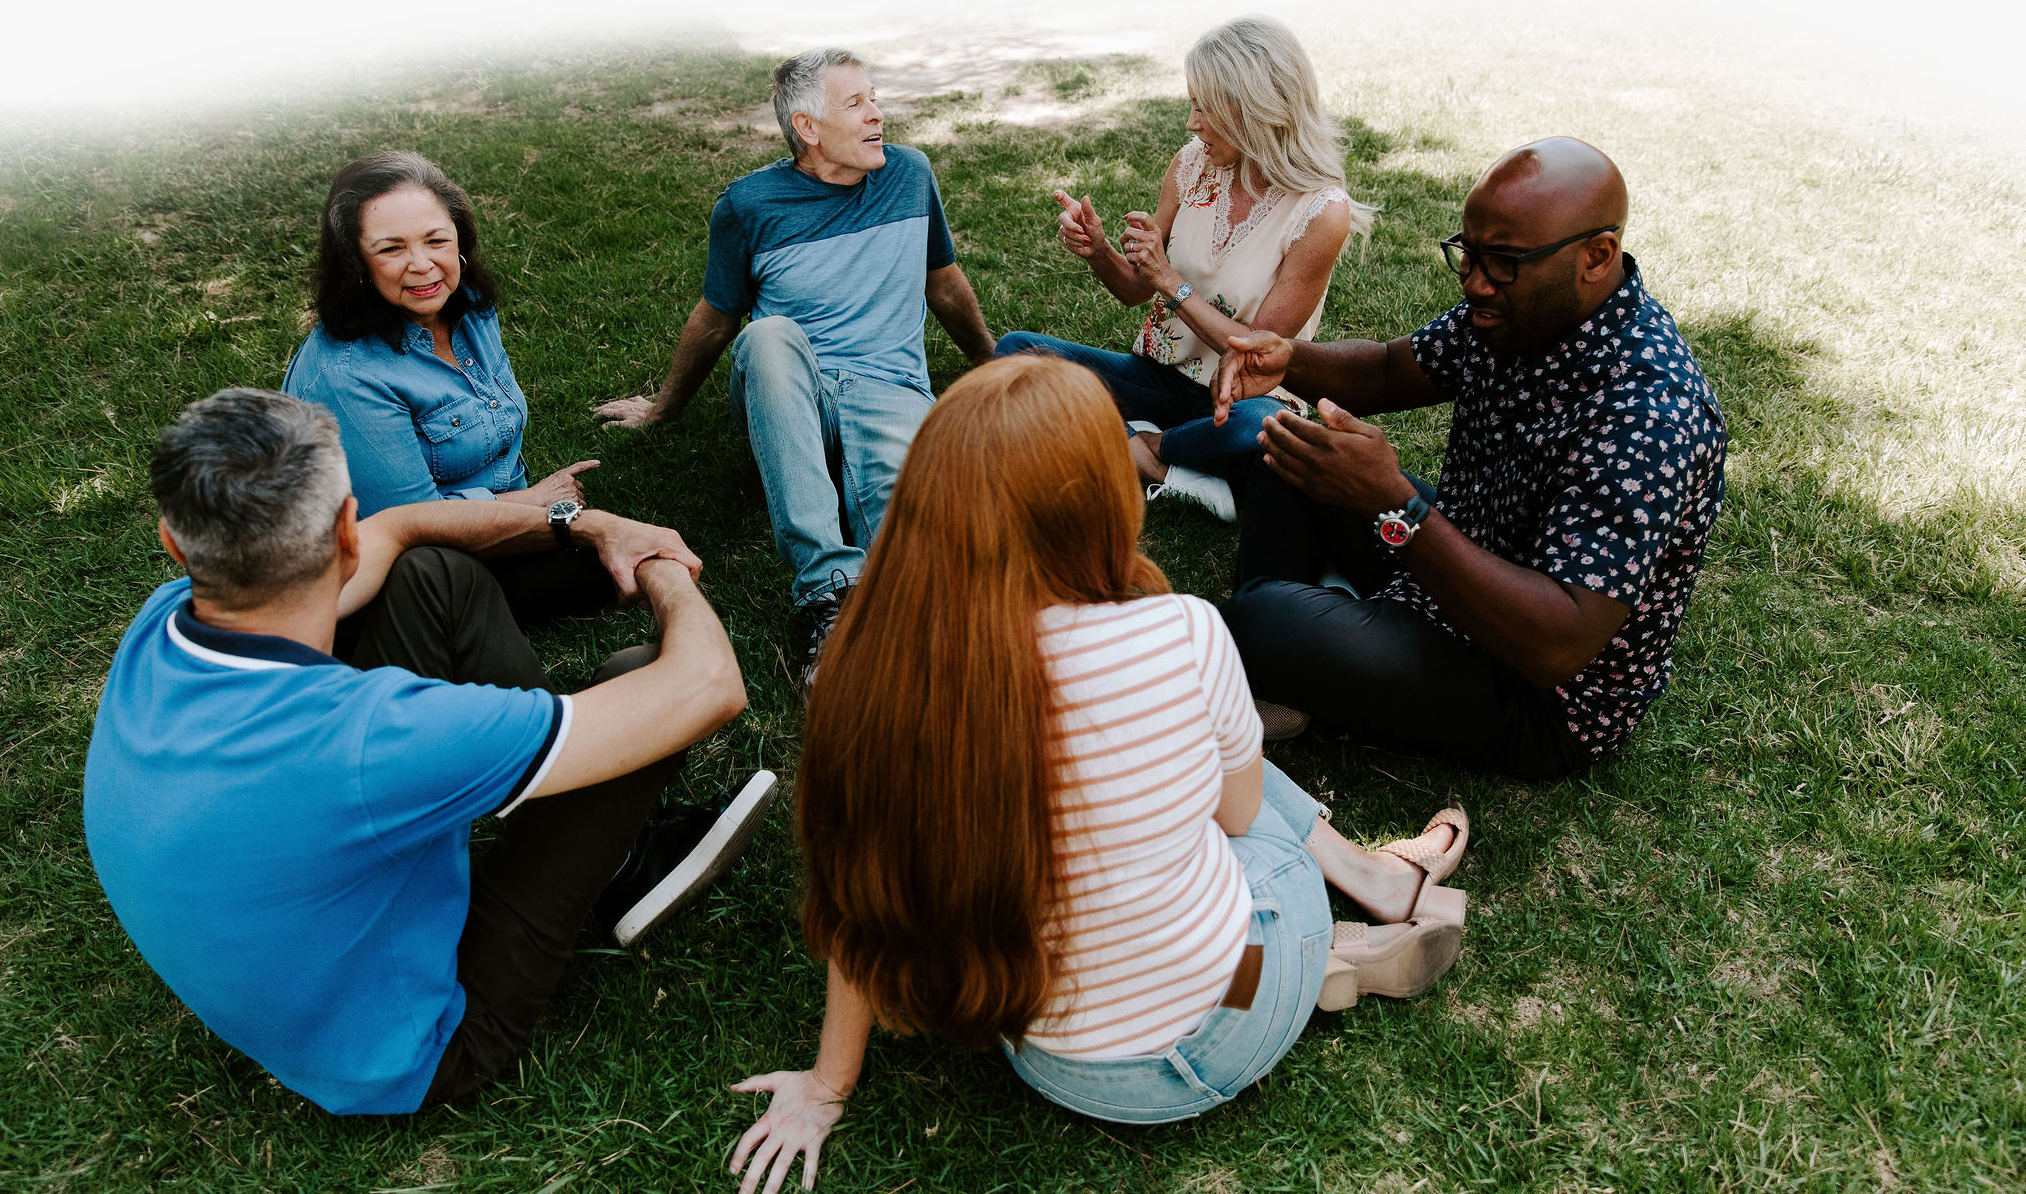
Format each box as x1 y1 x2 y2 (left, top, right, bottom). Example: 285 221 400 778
798 354 1169 1049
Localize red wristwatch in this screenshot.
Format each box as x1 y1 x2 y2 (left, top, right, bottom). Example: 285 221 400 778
1376 495 1432 550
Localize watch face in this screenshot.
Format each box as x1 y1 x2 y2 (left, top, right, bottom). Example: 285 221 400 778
548 499 583 522
1378 516 1412 547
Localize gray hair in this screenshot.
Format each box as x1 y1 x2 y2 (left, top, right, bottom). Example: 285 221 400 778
771 48 868 159
150 388 353 598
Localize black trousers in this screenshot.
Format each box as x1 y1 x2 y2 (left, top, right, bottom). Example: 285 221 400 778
484 548 617 626
1222 464 1592 781
335 547 677 1107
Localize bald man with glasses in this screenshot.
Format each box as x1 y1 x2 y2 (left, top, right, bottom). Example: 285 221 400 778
1213 137 1727 779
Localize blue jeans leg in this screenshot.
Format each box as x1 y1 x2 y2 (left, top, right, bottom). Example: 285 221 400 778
1000 760 1330 1124
996 331 1274 478
730 317 931 604
830 370 933 564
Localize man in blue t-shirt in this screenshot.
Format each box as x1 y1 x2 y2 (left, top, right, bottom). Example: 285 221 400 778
84 389 765 1114
596 47 996 684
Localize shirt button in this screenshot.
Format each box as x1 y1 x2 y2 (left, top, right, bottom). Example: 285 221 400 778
489 400 500 408
450 417 461 426
464 358 474 366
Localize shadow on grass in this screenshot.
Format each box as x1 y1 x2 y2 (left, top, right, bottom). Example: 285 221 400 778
1 51 2023 1194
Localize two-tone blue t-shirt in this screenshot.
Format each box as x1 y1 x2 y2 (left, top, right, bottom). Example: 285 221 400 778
82 580 568 1114
703 145 956 395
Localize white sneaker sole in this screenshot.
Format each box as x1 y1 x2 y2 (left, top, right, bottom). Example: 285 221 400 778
613 770 781 947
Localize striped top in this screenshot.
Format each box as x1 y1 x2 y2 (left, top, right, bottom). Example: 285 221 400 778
1027 594 1264 1059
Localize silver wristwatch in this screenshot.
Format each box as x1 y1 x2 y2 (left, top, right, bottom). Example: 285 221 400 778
1170 281 1194 303
547 498 584 550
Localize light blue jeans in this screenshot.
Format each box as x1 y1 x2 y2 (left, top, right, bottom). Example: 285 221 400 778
1003 761 1332 1123
728 316 934 605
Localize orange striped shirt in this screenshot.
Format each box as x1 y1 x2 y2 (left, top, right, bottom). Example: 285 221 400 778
1026 595 1263 1058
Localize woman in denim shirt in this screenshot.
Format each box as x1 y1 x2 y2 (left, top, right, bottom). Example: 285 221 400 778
285 152 608 620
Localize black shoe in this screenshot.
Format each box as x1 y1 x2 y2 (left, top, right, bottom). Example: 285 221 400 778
591 770 781 946
791 580 852 691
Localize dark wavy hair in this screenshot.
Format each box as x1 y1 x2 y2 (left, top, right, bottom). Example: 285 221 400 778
313 152 498 348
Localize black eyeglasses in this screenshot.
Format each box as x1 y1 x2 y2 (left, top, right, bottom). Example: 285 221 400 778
1438 225 1620 286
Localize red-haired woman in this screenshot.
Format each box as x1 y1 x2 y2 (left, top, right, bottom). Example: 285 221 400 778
730 355 1470 1194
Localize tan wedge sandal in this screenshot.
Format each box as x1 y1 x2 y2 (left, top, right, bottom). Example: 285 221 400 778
1317 919 1463 1011
1375 806 1470 925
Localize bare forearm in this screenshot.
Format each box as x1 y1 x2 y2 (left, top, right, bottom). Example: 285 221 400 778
925 268 996 362
1283 337 1441 416
812 961 876 1096
1398 517 1624 687
1087 243 1156 307
651 302 739 418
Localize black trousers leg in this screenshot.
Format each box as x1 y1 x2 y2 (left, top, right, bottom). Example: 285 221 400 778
484 548 618 627
1234 461 1436 597
336 547 675 1107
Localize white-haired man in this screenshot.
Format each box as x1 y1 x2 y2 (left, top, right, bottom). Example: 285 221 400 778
84 389 769 1114
596 48 995 683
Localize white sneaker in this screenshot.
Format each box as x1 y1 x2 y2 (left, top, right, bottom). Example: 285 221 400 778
1125 420 1163 436
609 771 781 946
1145 464 1237 523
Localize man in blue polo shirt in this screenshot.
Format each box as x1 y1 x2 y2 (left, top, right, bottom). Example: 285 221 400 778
84 389 760 1114
596 47 996 683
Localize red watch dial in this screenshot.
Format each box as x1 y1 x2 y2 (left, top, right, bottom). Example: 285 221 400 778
1378 517 1412 547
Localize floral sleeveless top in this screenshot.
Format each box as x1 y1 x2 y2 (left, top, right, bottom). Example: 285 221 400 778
1132 138 1350 394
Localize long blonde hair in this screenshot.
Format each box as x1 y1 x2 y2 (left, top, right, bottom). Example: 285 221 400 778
798 355 1168 1050
1186 16 1377 236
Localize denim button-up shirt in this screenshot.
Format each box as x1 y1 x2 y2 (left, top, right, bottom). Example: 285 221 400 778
283 304 530 517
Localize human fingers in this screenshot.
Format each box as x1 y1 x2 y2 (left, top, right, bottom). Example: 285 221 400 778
761 1143 798 1194
561 459 602 477
1263 407 1334 447
736 1134 782 1194
731 1072 788 1095
1079 194 1102 233
1053 189 1078 213
1124 210 1155 230
802 1137 824 1191
1315 398 1372 435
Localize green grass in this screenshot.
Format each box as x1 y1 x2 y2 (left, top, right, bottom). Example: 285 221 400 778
3 12 2024 1193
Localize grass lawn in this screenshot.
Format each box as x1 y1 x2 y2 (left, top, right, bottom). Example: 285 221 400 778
2 6 2023 1191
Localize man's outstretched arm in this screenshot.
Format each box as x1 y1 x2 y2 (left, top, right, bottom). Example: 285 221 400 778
1215 331 1447 419
594 299 745 429
525 558 746 799
924 263 995 365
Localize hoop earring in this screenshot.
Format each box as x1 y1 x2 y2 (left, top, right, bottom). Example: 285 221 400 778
458 254 468 272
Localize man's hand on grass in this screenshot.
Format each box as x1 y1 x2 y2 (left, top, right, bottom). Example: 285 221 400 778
594 394 666 431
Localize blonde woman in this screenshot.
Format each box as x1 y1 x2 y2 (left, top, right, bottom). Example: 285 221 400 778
995 15 1375 521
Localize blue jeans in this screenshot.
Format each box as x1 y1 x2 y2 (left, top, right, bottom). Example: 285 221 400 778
729 317 934 604
1002 761 1331 1124
995 331 1287 480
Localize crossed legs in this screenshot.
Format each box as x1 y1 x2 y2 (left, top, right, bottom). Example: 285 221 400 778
337 546 678 1105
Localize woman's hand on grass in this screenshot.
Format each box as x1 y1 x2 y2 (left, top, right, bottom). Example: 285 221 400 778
500 460 599 507
730 1070 848 1194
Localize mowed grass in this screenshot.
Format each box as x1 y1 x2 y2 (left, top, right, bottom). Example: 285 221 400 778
2 8 2024 1191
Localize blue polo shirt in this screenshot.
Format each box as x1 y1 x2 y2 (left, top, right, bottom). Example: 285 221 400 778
703 144 957 395
83 579 568 1115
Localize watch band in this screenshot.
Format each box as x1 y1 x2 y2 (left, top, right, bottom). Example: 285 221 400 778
1375 495 1432 550
547 499 582 550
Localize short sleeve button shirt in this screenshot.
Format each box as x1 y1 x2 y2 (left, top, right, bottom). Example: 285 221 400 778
284 303 531 517
1400 259 1727 757
83 580 569 1114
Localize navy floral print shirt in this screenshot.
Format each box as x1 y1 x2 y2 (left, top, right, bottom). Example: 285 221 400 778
1399 259 1727 757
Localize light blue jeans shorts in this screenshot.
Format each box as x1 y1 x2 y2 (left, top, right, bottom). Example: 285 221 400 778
1002 761 1332 1123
